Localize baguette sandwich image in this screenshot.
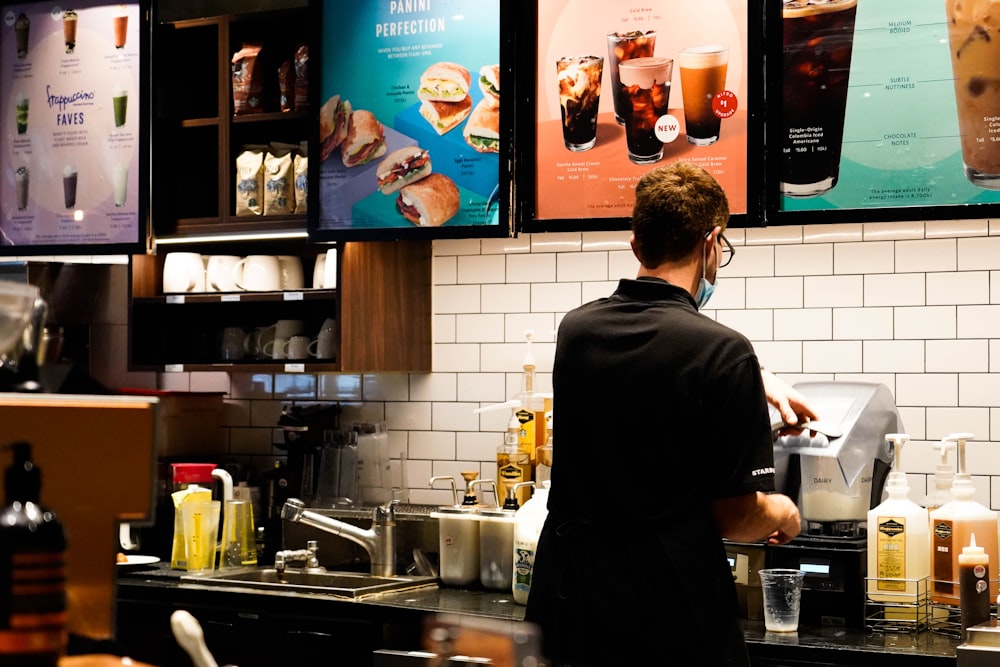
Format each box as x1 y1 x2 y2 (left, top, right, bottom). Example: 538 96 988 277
396 173 460 227
419 96 472 136
340 109 386 168
463 99 500 153
478 64 500 107
376 146 432 194
319 94 352 162
418 62 471 102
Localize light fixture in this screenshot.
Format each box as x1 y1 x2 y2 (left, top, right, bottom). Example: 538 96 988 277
153 230 310 246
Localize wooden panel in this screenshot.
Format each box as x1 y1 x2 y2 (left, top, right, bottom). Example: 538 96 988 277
0 395 158 642
339 240 432 372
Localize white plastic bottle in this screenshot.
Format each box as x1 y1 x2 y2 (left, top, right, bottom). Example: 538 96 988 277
866 434 930 615
929 433 999 605
512 480 549 604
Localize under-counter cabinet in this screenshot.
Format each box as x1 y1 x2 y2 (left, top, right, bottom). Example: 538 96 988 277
129 240 431 373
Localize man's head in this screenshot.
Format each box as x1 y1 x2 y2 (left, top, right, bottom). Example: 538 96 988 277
630 162 730 269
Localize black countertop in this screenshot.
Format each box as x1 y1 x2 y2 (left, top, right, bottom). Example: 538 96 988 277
117 564 961 666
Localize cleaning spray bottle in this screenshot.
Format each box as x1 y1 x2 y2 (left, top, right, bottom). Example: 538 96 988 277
513 480 549 604
475 401 532 507
866 434 929 615
0 442 67 665
929 433 999 605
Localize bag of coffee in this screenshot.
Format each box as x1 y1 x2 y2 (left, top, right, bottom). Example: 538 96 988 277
293 43 308 110
232 43 264 115
235 145 265 216
294 152 308 214
263 148 295 216
278 60 294 112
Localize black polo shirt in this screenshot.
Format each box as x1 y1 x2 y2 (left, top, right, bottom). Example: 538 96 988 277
527 276 777 666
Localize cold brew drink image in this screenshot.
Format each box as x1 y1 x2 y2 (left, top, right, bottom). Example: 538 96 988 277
618 56 673 164
15 167 28 211
946 0 1000 189
14 13 29 59
63 9 78 54
781 0 858 198
607 31 657 125
113 6 128 49
557 55 604 151
63 165 78 209
679 45 729 146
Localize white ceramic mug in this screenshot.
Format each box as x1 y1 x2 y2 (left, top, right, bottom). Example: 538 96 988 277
233 255 281 291
316 317 336 358
220 327 248 360
286 335 317 360
206 255 241 292
312 254 327 289
274 319 303 339
248 325 275 358
277 255 304 290
323 248 337 289
263 336 289 360
162 252 206 293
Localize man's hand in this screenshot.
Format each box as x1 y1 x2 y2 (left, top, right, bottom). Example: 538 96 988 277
761 369 818 427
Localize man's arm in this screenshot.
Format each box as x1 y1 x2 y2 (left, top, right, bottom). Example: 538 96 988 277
711 491 801 545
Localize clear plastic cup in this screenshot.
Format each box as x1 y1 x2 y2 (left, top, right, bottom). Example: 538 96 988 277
759 568 805 632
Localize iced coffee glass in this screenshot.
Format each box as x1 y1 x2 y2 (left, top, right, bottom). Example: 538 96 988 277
780 0 858 198
557 55 604 151
607 31 657 125
618 56 673 164
946 0 1000 189
679 45 729 146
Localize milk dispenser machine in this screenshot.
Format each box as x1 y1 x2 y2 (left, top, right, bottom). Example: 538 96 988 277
768 382 901 627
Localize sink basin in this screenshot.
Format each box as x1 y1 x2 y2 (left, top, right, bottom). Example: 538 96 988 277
181 567 438 599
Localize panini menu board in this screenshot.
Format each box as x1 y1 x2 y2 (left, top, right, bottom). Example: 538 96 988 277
526 0 756 231
768 0 1000 224
0 0 145 253
313 0 512 241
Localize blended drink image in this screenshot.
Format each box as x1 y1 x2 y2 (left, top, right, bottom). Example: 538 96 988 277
113 86 128 127
113 6 128 49
15 13 29 59
113 163 128 207
946 0 1000 189
781 0 858 198
607 31 657 125
63 9 78 54
618 56 673 164
14 93 28 135
63 165 78 209
679 45 729 146
557 55 604 151
15 167 29 211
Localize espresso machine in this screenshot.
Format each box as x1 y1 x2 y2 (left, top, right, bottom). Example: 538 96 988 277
767 381 901 627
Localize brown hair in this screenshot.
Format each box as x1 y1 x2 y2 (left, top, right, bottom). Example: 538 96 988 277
631 162 729 268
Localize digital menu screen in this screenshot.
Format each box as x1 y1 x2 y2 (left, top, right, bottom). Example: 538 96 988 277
768 0 1000 224
0 0 145 253
312 0 511 241
527 0 756 231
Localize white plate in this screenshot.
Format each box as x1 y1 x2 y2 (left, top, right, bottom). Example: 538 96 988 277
117 555 160 568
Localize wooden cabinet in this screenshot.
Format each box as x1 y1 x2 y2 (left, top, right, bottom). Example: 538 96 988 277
129 240 431 372
151 4 310 238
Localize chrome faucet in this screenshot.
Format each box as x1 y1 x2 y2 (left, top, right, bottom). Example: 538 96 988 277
281 498 399 577
274 539 323 576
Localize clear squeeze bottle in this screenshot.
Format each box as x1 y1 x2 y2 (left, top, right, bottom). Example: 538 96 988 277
0 442 67 665
929 433 999 605
866 434 930 614
959 533 991 631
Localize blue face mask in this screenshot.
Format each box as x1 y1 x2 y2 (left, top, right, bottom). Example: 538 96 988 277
695 236 717 310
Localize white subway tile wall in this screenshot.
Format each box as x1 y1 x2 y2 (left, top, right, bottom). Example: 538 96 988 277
168 222 1000 508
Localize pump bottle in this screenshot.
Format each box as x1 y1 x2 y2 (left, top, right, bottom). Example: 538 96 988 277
866 434 930 614
926 441 955 513
0 442 67 665
475 401 532 507
535 411 553 486
929 433 999 605
515 330 547 464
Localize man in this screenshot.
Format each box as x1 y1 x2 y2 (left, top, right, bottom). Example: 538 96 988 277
524 163 808 666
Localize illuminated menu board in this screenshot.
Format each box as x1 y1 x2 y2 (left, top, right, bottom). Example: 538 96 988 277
312 0 512 241
768 0 1000 224
526 0 757 231
0 1 145 253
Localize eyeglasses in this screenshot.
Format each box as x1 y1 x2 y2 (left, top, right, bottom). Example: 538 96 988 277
706 230 735 268
719 233 735 268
